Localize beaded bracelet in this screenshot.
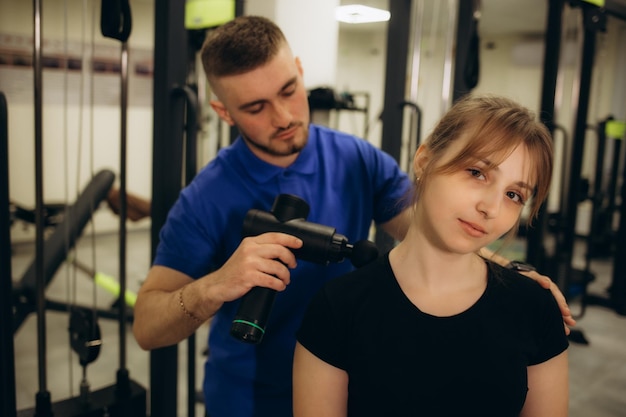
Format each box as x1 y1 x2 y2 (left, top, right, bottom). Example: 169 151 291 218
179 285 202 324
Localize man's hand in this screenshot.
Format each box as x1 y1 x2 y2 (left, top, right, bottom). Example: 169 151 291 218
479 247 576 335
205 232 303 306
520 269 577 335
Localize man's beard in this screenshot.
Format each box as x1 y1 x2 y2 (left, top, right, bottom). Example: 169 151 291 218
240 123 308 157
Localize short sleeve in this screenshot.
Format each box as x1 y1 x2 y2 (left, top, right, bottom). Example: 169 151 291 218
296 287 349 370
528 288 569 365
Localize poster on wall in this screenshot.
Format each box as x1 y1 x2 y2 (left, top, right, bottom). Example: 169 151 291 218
0 33 153 107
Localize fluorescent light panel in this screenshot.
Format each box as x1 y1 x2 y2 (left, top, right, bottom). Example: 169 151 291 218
335 4 391 24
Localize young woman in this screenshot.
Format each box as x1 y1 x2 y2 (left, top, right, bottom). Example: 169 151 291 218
293 94 569 417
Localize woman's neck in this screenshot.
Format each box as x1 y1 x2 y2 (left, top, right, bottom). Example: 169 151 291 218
389 228 488 316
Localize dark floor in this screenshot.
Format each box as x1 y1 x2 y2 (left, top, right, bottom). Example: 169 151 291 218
8 228 626 416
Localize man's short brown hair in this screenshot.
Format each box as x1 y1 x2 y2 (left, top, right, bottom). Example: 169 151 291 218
201 15 287 82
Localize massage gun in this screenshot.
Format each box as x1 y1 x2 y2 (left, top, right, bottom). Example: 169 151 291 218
230 194 379 344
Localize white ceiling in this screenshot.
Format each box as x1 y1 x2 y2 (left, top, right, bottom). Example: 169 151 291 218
338 0 549 36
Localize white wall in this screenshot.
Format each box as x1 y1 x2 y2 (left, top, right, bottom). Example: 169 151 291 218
335 29 388 146
246 0 340 88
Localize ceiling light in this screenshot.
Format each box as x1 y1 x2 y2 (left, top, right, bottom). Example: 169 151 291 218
335 4 391 24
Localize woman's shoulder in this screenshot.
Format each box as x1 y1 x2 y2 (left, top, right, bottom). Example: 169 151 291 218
487 262 554 303
323 253 393 298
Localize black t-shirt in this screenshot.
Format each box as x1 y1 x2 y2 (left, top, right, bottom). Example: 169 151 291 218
297 254 568 417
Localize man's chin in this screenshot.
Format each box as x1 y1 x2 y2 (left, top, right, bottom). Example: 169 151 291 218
271 142 304 157
274 129 308 153
241 125 308 156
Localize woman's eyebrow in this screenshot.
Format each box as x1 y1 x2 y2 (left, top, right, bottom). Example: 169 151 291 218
480 159 534 191
515 181 534 192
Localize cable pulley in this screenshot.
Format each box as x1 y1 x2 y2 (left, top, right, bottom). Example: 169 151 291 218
69 307 102 367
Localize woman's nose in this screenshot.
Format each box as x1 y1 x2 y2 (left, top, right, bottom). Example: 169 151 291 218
476 190 502 219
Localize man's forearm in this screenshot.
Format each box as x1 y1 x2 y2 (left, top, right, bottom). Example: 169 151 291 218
133 267 222 350
133 285 207 349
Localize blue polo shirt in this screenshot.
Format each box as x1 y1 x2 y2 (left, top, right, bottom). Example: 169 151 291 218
154 124 410 417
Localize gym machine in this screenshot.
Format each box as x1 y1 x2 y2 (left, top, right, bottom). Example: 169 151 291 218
1 91 17 417
582 118 626 316
2 0 149 415
531 0 626 344
308 87 371 139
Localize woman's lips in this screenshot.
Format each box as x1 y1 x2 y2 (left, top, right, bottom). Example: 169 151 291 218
459 219 487 237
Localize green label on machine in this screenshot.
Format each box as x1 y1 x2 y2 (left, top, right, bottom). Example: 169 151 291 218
185 0 235 30
606 120 626 140
580 0 605 6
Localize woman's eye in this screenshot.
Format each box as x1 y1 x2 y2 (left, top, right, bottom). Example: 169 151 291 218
507 191 525 204
468 168 485 180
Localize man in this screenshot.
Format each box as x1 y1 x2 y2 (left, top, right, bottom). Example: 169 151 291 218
133 15 573 417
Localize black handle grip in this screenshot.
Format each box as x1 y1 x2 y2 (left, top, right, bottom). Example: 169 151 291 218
230 286 277 344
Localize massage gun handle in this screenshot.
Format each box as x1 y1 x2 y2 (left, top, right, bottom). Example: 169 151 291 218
230 286 277 344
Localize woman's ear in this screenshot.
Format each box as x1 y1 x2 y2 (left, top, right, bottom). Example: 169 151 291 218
413 145 429 178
